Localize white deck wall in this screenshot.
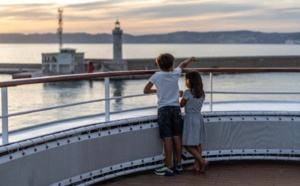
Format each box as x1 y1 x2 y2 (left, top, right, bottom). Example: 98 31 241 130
1 112 300 186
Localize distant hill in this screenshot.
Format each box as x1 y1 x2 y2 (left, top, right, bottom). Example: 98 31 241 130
0 31 300 44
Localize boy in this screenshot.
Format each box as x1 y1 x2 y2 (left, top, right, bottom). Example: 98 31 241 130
143 53 196 176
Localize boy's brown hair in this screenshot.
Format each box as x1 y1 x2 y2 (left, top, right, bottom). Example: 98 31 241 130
156 53 174 71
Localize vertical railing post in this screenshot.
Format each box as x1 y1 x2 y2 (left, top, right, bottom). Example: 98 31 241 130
209 73 213 111
1 87 8 144
105 77 110 122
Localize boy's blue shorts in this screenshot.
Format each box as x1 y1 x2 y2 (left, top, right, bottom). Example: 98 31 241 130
157 106 183 138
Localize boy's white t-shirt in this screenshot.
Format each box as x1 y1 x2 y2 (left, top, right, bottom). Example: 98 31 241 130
149 67 182 108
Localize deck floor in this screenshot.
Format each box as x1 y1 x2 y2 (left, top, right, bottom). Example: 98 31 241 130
98 161 300 186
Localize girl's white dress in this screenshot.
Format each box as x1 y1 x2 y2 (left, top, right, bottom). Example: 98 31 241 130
182 90 206 146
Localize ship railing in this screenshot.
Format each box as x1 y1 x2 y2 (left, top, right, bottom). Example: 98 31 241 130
1 67 300 145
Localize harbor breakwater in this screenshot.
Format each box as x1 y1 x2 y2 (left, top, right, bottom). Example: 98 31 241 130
86 55 300 71
0 56 299 78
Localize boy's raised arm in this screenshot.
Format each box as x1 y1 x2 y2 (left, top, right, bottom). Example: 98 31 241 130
178 57 196 70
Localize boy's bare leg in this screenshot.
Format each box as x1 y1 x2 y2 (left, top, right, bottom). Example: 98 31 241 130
173 136 182 164
163 137 173 167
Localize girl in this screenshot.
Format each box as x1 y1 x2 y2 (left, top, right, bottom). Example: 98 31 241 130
180 71 208 173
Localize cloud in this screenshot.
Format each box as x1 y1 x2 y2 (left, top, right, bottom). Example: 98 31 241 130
215 6 300 22
65 1 261 20
121 2 260 19
0 3 57 20
65 1 115 10
1 0 300 34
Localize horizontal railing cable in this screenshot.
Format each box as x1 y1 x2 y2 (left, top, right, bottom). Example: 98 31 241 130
0 93 155 118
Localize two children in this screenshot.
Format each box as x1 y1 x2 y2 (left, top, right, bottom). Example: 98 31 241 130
143 53 195 176
144 53 207 176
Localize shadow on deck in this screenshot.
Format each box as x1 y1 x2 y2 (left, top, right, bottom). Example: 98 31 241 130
99 160 300 186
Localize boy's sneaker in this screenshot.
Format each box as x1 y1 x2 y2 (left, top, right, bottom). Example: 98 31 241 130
175 163 183 174
154 166 174 176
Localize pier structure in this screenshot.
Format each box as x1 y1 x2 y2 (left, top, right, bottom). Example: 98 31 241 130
4 55 300 79
41 48 85 74
40 9 86 75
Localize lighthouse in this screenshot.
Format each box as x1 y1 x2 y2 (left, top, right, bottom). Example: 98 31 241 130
100 20 127 71
113 20 123 63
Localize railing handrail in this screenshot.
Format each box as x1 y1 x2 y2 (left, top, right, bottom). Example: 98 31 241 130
1 68 300 87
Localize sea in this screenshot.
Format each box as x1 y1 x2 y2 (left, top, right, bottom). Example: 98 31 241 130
1 43 300 63
0 43 300 131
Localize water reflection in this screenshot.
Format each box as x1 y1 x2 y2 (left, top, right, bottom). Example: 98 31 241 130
43 81 85 89
89 80 93 88
111 80 125 111
42 81 86 105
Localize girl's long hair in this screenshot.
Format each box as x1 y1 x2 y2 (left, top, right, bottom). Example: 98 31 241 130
185 71 205 99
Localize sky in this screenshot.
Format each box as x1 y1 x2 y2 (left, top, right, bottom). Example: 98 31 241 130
0 0 300 35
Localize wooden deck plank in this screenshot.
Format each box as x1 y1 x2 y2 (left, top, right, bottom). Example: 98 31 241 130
97 161 300 186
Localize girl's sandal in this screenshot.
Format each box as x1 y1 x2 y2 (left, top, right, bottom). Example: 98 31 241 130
200 161 209 173
184 164 200 171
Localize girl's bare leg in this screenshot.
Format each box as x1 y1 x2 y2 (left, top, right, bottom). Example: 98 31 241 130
192 145 202 170
196 144 208 172
185 145 208 172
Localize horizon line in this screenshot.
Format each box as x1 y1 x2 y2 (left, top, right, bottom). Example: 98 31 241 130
1 30 300 36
